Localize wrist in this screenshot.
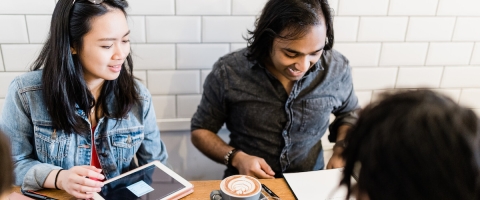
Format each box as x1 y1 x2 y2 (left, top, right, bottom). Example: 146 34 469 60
334 140 346 148
227 150 245 168
54 169 64 190
224 148 242 167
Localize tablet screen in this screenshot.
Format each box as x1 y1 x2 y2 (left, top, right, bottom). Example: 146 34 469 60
98 164 186 199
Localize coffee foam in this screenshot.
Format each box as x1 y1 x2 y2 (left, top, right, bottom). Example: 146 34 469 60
220 175 261 197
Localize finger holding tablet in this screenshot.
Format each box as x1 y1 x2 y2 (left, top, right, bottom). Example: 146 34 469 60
57 166 105 199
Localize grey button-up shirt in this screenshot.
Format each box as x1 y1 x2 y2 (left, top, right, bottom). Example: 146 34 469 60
191 48 359 177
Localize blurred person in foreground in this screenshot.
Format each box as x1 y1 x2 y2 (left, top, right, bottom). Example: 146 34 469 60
0 130 14 200
341 90 480 200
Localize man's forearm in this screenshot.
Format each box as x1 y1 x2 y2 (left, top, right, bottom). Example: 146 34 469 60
191 129 234 164
336 124 352 142
332 124 352 155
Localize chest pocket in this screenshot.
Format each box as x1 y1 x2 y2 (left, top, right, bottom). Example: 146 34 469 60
34 124 70 166
299 97 333 135
110 127 144 167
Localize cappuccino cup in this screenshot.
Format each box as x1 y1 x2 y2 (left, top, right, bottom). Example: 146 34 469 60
220 175 262 200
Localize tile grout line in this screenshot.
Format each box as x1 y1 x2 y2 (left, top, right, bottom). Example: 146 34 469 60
438 66 446 90
468 42 476 65
403 16 410 42
393 66 400 89
355 17 361 42
386 0 392 16
24 15 31 44
377 42 383 67
424 43 431 66
450 16 458 41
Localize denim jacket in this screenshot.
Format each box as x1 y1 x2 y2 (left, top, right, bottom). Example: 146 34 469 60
0 70 168 191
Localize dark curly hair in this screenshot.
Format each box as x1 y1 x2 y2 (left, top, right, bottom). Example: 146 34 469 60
341 90 480 200
245 0 334 62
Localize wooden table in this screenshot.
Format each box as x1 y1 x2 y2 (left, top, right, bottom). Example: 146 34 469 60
12 178 296 200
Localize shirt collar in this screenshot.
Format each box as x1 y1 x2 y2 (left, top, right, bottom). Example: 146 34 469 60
248 58 324 74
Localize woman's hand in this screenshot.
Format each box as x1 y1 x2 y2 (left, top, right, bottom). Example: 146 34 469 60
57 166 105 199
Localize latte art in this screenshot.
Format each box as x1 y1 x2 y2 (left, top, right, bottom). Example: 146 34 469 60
220 175 261 197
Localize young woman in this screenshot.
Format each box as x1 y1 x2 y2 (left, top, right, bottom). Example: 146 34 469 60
340 90 480 199
0 0 168 199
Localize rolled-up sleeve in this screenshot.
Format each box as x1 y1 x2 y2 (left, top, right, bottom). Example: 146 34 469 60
191 59 228 134
328 64 360 142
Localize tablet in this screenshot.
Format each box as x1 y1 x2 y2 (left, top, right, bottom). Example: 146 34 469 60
93 160 194 200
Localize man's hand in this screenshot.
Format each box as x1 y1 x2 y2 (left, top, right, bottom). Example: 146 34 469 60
57 166 105 199
326 145 346 169
231 151 275 179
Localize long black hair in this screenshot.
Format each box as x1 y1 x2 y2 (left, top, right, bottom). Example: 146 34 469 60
341 90 480 199
245 0 334 62
31 0 139 134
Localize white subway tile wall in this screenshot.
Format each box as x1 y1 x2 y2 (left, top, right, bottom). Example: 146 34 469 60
0 47 4 71
406 17 456 41
133 70 147 86
0 0 54 15
396 67 443 88
2 44 43 72
472 43 480 65
26 15 51 44
426 43 474 65
354 91 373 107
127 16 146 43
441 66 480 88
231 0 268 15
177 95 202 118
131 44 176 70
452 17 480 41
0 0 479 181
388 0 438 16
146 16 201 43
459 89 480 109
152 95 176 119
357 17 408 42
338 0 389 16
147 70 200 95
127 0 175 15
436 0 480 16
379 43 429 66
352 67 398 90
176 0 230 15
0 15 29 43
334 43 381 67
333 17 359 42
177 44 229 69
202 16 256 42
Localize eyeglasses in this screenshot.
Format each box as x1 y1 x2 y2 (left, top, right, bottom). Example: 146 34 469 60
73 0 104 4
